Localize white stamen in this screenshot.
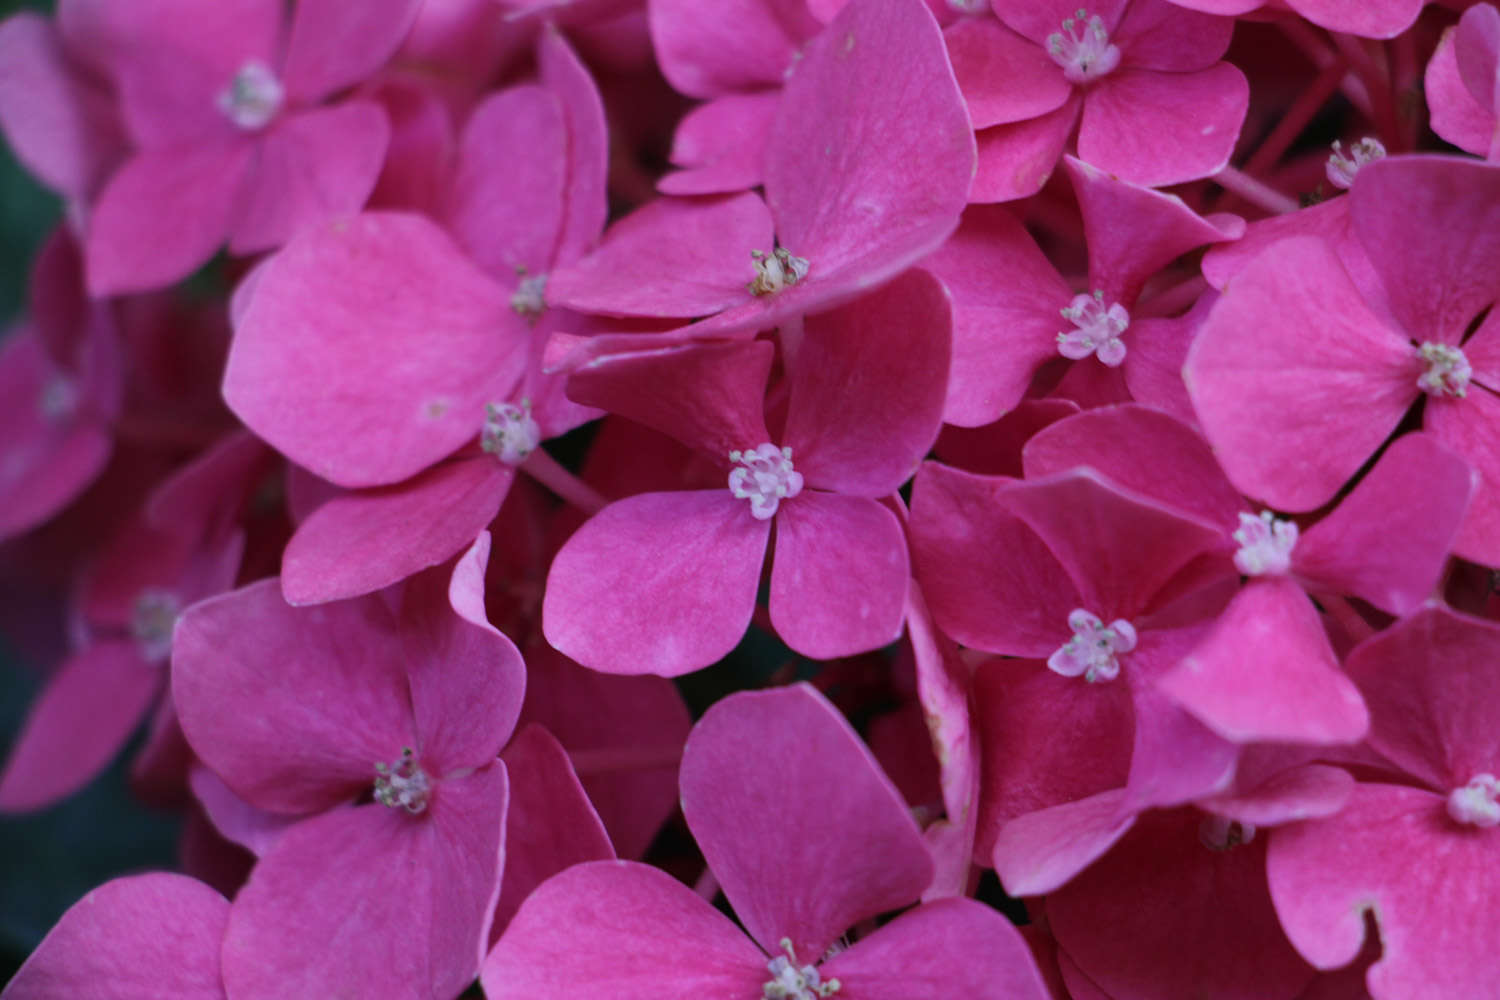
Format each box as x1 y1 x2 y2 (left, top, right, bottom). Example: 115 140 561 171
38 374 79 421
480 400 541 466
1447 773 1500 828
1326 137 1386 190
947 0 989 12
763 939 840 1000
1417 342 1472 398
728 443 803 520
1057 290 1130 366
374 748 432 815
130 589 181 664
1046 9 1121 84
216 60 284 131
1048 609 1136 683
1199 814 1257 850
510 272 548 322
749 248 810 296
1232 510 1298 576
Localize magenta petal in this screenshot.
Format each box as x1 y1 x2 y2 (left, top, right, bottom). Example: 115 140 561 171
1115 0 1234 71
1283 0 1422 38
482 860 766 1000
172 580 415 813
1294 433 1474 615
1184 236 1417 511
766 0 974 278
545 193 773 317
660 92 777 196
945 17 1071 128
492 724 613 937
1159 579 1369 746
228 101 390 255
282 457 511 605
1199 762 1354 828
1267 784 1499 998
649 0 814 98
994 789 1136 897
769 493 907 659
564 340 772 459
971 97 1080 203
189 766 297 858
85 144 250 295
1352 156 1500 346
785 269 949 494
223 765 507 1000
280 0 422 102
543 491 769 676
2 873 227 999
1078 64 1247 187
446 84 567 279
225 212 524 488
1426 26 1496 157
0 14 124 199
0 640 158 812
822 898 1050 1000
1049 809 1315 1000
681 684 932 961
936 398 1080 475
1425 385 1500 566
538 27 608 265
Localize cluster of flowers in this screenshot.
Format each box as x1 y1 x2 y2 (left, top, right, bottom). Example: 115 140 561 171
1 0 1498 997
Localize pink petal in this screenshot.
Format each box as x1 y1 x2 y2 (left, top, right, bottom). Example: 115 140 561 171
1200 195 1355 292
445 84 566 279
171 580 416 813
282 456 511 605
538 26 609 265
1158 578 1369 746
1184 235 1417 511
1344 603 1500 794
1115 0 1234 71
935 398 1080 475
0 13 124 199
766 0 974 280
188 765 298 857
0 640 159 812
659 92 777 196
769 492 908 659
1049 808 1315 1000
564 340 772 459
1198 762 1354 827
2 873 228 999
542 491 770 676
482 860 767 1000
1351 156 1500 346
915 206 1069 427
228 101 390 255
1283 0 1422 38
1425 385 1500 567
784 269 949 494
280 0 422 102
365 76 454 216
993 788 1137 897
1425 27 1496 157
822 898 1051 1000
1454 3 1500 114
649 0 816 98
1121 292 1214 426
85 144 251 296
945 17 1071 128
492 724 614 937
222 765 507 1000
1267 784 1500 998
971 97 1080 203
1078 64 1248 187
224 212 525 488
1294 433 1474 615
681 684 932 961
909 463 1081 657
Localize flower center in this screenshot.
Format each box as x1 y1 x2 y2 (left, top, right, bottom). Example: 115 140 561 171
510 272 548 322
130 589 181 664
1232 510 1297 576
374 748 432 815
763 939 839 1000
748 248 810 297
38 374 79 422
1325 137 1386 190
217 60 284 131
1048 609 1136 683
1046 9 1121 84
1417 342 1472 398
1057 291 1129 366
1447 773 1499 828
1199 814 1257 851
481 400 541 465
729 444 803 520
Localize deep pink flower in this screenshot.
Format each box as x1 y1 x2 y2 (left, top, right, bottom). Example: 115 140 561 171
1425 3 1500 159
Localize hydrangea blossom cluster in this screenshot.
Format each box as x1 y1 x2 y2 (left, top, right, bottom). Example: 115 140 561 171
0 0 1497 998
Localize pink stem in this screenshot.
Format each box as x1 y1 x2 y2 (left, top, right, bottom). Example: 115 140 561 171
1212 165 1300 215
693 866 721 902
1317 592 1377 644
1330 32 1399 147
1243 59 1349 178
521 448 609 517
1278 18 1373 116
1137 275 1208 319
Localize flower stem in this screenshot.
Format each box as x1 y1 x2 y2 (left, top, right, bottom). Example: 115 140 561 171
1212 165 1300 216
521 448 609 517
